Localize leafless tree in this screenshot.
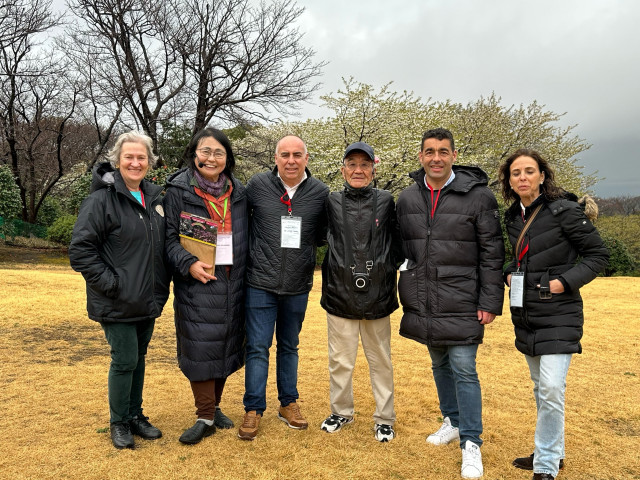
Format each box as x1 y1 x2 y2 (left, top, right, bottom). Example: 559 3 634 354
0 0 91 222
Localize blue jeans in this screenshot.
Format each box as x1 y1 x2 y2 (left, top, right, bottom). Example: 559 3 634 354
101 319 155 423
428 344 482 447
525 353 572 477
243 287 309 414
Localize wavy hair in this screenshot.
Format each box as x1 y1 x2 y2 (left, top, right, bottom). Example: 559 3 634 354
498 148 565 204
107 130 158 168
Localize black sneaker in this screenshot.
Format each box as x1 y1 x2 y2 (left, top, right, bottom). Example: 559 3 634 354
179 420 216 445
129 415 162 440
110 421 134 449
320 414 353 433
214 407 234 429
513 453 564 470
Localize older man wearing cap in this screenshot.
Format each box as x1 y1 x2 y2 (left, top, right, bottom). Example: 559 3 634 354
319 142 402 442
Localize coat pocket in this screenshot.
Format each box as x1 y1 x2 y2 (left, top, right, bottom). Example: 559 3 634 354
436 265 478 314
398 267 420 313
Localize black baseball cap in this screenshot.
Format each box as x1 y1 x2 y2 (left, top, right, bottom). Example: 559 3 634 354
343 142 375 162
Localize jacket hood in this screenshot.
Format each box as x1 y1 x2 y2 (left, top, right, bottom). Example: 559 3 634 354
90 162 116 193
166 167 193 191
408 164 489 193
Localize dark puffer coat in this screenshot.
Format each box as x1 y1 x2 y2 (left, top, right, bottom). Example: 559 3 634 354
321 183 402 320
164 168 248 381
503 194 609 356
396 166 505 346
70 162 170 323
246 167 329 295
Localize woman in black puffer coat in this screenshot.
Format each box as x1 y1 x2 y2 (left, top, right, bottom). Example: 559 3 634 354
164 128 248 445
500 149 608 480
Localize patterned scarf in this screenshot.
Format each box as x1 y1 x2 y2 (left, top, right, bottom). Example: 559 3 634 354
193 169 228 198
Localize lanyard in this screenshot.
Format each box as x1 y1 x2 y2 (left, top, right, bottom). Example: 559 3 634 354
280 192 292 216
426 183 441 218
514 204 543 270
208 197 228 231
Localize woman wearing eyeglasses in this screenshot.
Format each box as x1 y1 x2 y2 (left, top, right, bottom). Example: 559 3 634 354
164 127 248 444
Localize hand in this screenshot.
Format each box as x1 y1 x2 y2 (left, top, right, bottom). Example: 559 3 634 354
189 261 217 284
477 310 496 325
506 274 512 287
535 279 565 294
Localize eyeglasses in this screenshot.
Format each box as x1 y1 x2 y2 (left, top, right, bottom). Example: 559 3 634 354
197 148 226 160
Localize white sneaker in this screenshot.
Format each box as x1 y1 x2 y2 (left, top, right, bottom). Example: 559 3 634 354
461 440 483 479
374 423 395 442
426 416 460 445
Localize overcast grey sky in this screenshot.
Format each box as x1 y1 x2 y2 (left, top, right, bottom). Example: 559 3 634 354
293 0 639 197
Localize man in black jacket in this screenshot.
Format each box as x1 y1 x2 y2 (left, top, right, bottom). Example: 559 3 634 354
396 128 504 479
319 142 401 442
238 135 329 441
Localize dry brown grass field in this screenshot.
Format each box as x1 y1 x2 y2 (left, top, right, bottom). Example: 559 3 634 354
0 252 638 480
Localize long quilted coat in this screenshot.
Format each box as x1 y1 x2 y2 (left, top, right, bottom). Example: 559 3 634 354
503 194 609 356
164 168 248 381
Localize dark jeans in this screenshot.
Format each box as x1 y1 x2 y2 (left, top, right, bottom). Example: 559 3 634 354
243 286 309 414
101 319 155 424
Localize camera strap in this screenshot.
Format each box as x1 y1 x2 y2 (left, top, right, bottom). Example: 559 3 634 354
341 188 377 286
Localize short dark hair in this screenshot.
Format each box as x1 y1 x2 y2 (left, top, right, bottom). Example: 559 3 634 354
420 128 455 152
186 127 235 175
498 148 564 204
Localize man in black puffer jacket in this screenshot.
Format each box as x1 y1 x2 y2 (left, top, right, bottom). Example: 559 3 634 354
319 142 402 443
239 135 329 441
396 128 504 479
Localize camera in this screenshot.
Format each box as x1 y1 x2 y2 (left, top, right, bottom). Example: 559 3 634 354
352 272 370 292
351 260 373 292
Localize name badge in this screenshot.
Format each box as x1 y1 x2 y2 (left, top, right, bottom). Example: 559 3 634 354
510 271 525 308
281 216 302 249
216 233 233 265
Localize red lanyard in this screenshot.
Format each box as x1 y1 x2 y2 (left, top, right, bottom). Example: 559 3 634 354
280 192 292 216
426 184 441 218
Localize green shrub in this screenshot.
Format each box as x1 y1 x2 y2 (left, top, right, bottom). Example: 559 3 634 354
47 215 77 246
316 244 327 266
600 234 637 276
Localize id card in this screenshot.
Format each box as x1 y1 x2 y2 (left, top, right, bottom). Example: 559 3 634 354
216 233 233 265
281 216 302 249
510 271 525 308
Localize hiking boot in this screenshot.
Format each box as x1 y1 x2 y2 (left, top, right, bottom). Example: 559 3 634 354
179 420 215 445
110 421 134 449
513 453 564 471
129 415 162 440
426 416 460 445
238 411 261 441
214 407 234 429
320 414 353 433
374 423 395 442
461 440 483 479
278 402 308 429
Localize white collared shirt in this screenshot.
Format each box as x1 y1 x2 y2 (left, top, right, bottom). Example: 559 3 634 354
424 170 456 190
278 171 308 198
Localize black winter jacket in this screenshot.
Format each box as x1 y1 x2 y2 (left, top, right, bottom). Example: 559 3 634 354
396 166 505 346
164 168 248 381
503 194 609 356
246 167 329 295
321 183 402 320
70 163 170 323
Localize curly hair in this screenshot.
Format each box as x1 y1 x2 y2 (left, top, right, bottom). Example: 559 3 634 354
498 148 565 204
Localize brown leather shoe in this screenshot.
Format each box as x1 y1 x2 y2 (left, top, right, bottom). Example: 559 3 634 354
238 411 261 441
278 402 308 429
513 453 564 470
